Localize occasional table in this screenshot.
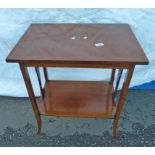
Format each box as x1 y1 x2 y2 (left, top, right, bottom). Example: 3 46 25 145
6 24 148 138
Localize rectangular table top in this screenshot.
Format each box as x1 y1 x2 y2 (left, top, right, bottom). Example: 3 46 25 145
6 24 148 65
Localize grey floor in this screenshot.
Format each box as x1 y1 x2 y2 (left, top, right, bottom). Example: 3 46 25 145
0 90 155 146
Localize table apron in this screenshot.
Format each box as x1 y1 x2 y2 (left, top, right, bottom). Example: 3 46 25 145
19 62 135 69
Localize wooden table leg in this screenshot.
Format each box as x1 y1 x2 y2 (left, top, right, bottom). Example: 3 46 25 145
113 65 135 138
35 67 45 97
113 69 123 98
110 69 116 84
19 63 42 134
43 67 49 82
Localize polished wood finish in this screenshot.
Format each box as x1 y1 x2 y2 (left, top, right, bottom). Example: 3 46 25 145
6 24 149 138
6 24 148 65
38 81 116 118
21 62 134 69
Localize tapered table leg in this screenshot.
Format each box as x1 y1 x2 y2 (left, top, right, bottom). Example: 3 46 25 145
19 63 42 134
113 65 135 138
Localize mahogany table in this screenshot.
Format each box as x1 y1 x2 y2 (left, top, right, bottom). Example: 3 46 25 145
6 24 148 138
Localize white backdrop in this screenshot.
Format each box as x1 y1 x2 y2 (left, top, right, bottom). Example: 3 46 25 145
0 9 154 97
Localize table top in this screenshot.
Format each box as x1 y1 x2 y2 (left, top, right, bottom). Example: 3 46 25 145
6 24 148 65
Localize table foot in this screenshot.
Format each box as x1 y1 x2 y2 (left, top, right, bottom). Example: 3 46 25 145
113 117 118 139
37 125 41 134
35 113 42 134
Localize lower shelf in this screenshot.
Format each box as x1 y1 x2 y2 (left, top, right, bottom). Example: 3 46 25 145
38 80 116 118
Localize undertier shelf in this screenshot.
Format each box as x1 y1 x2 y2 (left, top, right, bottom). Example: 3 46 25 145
38 80 116 118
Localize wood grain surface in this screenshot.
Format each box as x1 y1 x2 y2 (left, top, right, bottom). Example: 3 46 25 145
6 24 148 65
